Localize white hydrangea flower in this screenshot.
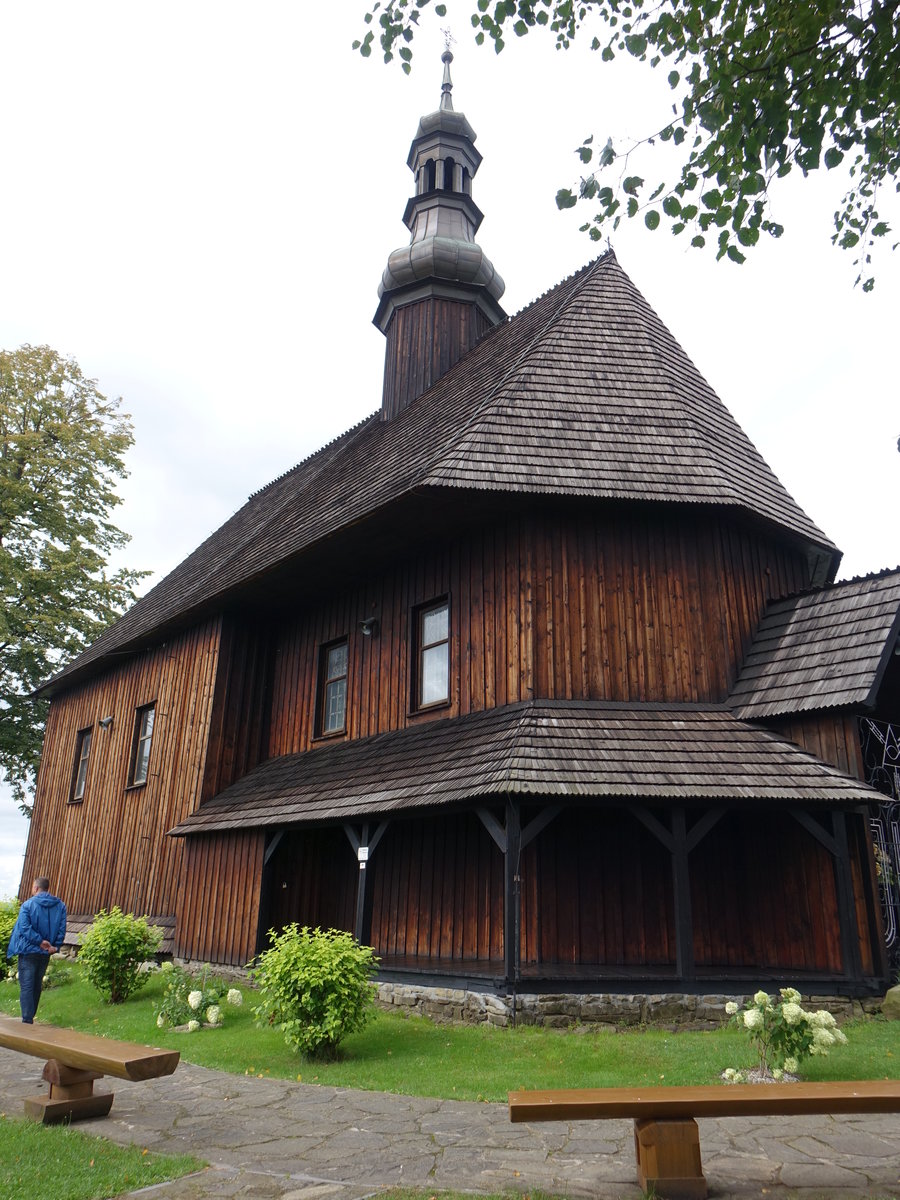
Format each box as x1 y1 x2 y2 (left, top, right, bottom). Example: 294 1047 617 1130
783 1056 799 1073
205 1005 222 1026
188 990 203 1010
781 1002 803 1025
771 1068 783 1080
724 1001 739 1015
226 988 243 1007
157 1014 166 1028
834 1028 849 1045
187 1019 200 1032
813 1028 835 1049
809 1009 836 1028
160 961 175 973
753 990 771 1007
743 1008 763 1030
780 987 801 1004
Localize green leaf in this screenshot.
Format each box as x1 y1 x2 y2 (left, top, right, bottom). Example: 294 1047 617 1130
645 210 661 230
623 175 643 196
824 146 844 170
556 188 578 210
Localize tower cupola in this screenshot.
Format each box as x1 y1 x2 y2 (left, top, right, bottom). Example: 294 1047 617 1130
375 51 506 419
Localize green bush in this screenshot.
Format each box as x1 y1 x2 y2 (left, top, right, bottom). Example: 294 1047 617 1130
249 925 378 1059
78 907 162 1003
0 899 20 979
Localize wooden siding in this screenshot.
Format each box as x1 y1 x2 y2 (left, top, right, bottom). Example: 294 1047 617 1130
370 813 503 961
22 619 223 918
177 830 264 965
262 827 358 942
690 812 842 972
268 508 809 755
382 297 494 419
766 713 866 780
520 808 675 967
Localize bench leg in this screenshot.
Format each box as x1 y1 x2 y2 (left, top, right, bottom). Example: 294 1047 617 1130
634 1117 707 1200
23 1058 114 1124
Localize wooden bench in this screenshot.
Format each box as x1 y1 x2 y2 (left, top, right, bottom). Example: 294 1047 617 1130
509 1080 900 1200
0 1015 179 1123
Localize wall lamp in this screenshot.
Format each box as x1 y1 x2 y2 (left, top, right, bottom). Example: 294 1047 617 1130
359 617 380 637
98 715 114 729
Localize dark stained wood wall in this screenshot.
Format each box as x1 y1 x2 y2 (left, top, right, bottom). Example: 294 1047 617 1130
263 827 358 942
177 830 264 965
22 619 223 919
370 813 504 961
766 713 866 780
520 808 675 967
268 508 811 756
382 298 494 419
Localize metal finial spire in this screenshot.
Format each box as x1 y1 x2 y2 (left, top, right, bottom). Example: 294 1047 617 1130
440 30 455 112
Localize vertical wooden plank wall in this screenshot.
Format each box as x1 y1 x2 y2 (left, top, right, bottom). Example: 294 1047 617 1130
176 830 264 965
22 619 223 919
268 507 811 755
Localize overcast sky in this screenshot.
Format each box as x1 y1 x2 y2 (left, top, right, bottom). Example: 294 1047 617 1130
2 1 898 898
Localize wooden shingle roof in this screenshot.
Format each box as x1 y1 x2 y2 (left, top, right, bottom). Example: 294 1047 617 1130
47 251 836 692
169 700 878 835
729 567 900 720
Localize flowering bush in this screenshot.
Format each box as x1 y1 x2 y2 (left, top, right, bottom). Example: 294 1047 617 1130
154 963 243 1029
79 908 163 1003
725 988 848 1078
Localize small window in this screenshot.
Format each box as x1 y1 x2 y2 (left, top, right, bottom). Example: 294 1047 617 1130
128 703 156 787
318 640 348 736
69 727 92 803
415 599 450 709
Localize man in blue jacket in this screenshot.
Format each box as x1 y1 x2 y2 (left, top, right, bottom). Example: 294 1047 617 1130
7 877 67 1023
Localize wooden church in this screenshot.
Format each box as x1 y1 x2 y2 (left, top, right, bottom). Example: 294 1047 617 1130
22 54 900 997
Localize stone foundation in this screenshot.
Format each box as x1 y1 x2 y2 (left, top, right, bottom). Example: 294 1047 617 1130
374 983 882 1029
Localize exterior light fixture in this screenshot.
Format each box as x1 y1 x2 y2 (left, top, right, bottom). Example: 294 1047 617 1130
98 715 114 729
359 617 379 637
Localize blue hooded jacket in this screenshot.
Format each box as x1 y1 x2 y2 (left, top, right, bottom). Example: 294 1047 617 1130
7 891 67 957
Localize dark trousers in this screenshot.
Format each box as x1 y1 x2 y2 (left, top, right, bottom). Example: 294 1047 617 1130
18 953 50 1023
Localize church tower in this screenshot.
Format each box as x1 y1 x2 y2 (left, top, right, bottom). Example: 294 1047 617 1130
375 50 506 419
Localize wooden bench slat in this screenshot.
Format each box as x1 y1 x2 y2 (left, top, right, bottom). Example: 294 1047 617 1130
508 1080 900 1121
0 1017 179 1082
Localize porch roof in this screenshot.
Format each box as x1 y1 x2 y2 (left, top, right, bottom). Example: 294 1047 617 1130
169 699 880 836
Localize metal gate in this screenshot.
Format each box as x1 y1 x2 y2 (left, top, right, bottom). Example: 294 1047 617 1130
861 718 900 969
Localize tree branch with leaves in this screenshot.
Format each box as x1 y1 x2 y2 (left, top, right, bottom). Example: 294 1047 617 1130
0 345 146 815
357 0 900 289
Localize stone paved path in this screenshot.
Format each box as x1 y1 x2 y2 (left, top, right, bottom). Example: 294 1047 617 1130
2 1048 899 1199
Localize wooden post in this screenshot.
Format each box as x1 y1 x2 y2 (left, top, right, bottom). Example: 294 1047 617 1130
832 810 864 982
24 1059 114 1124
672 808 695 982
634 1116 707 1199
504 799 522 986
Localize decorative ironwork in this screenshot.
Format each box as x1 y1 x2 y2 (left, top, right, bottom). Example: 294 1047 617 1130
862 718 900 967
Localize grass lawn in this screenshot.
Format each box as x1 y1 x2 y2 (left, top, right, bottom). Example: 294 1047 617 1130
0 1113 203 1200
0 967 896 1102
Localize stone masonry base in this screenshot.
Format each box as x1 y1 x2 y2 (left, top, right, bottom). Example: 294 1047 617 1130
374 982 882 1029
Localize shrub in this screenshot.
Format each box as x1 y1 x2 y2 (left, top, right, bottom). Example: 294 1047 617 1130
154 963 242 1029
725 988 848 1079
0 899 20 979
78 907 162 1003
249 925 379 1059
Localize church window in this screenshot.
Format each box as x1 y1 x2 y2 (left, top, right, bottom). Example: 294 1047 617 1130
318 639 349 736
69 727 92 803
415 598 449 709
128 703 156 787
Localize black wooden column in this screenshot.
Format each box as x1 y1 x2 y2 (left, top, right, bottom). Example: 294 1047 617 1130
504 799 522 985
633 806 723 985
343 821 389 945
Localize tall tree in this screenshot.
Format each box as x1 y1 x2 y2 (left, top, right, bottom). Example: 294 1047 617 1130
0 345 145 815
358 0 900 289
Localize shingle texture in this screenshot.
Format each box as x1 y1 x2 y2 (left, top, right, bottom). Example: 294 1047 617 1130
729 567 900 719
169 699 878 835
48 251 835 691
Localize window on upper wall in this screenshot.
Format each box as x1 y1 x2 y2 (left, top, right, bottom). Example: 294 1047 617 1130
128 703 156 787
69 727 92 803
415 598 450 710
318 639 349 736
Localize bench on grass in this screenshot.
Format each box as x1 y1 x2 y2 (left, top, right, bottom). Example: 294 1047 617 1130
0 1015 179 1123
509 1080 900 1200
